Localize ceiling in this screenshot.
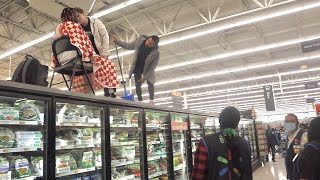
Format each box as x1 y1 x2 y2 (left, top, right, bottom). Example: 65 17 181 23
0 0 320 116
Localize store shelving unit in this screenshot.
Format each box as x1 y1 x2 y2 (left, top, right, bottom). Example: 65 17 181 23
0 81 264 180
0 94 47 180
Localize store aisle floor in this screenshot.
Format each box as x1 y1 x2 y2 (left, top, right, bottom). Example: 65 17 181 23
253 157 287 180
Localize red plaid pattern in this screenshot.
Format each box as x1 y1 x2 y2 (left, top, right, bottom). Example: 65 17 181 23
192 139 208 180
56 21 119 93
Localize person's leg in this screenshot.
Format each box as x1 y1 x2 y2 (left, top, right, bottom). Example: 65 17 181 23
266 145 271 161
134 73 143 101
147 81 155 101
271 145 276 161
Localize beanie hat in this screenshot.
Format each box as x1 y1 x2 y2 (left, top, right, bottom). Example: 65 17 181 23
150 35 159 45
219 106 240 129
308 117 320 142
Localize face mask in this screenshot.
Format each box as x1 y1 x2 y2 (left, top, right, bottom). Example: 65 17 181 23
285 122 297 133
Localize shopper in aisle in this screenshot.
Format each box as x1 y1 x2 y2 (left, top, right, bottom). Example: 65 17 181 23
294 117 320 180
52 7 118 93
192 106 252 180
265 125 279 162
113 35 159 105
74 7 116 98
284 113 308 180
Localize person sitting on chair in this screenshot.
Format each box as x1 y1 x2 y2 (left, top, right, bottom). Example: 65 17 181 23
52 7 118 96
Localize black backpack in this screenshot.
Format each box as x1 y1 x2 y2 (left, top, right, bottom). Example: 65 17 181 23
11 55 49 87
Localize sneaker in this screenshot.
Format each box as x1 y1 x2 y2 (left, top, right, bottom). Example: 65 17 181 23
272 159 276 162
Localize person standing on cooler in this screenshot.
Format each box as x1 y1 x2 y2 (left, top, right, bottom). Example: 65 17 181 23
113 35 160 105
284 113 308 180
74 7 116 98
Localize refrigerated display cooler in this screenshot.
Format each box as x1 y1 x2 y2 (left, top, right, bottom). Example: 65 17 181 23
0 81 261 180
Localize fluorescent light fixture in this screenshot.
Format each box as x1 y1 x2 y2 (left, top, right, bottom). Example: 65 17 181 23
138 67 320 97
109 50 134 60
0 32 55 60
159 1 320 46
122 52 320 92
92 0 141 19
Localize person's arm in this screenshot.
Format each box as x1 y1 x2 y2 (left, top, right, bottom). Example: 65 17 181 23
301 132 308 148
53 24 62 40
113 36 139 50
95 19 109 57
299 145 319 180
143 52 159 81
192 139 208 180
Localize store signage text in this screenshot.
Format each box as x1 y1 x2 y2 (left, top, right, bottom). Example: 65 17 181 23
301 39 320 53
171 122 188 131
263 85 275 111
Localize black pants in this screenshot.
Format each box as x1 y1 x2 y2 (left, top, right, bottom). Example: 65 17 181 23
134 73 154 101
267 144 276 160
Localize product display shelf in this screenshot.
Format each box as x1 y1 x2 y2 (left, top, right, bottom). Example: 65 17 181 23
0 81 223 180
55 102 103 179
238 119 259 161
256 121 267 163
171 113 189 180
0 95 46 180
146 111 170 179
110 107 143 180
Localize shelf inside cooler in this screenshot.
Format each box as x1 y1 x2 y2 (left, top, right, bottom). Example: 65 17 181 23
111 160 139 167
0 120 43 125
56 144 100 150
191 137 201 141
12 176 39 180
148 154 167 161
56 122 100 127
56 167 96 177
110 124 138 128
111 142 139 146
113 174 135 180
0 147 41 153
174 164 184 171
149 171 167 178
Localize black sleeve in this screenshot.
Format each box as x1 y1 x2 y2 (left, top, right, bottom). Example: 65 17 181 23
240 141 253 180
299 145 320 179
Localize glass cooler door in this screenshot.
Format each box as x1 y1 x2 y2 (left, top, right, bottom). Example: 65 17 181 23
109 106 142 180
145 111 170 180
55 101 103 179
189 115 205 156
0 95 47 180
204 116 216 135
170 114 189 180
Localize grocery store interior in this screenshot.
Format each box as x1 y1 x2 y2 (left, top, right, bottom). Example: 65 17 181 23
0 0 319 179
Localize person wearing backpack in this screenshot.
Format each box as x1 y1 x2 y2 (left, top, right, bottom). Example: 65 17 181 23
192 106 252 180
294 117 320 180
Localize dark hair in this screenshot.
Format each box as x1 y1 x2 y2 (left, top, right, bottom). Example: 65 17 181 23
61 7 76 22
308 117 320 142
219 106 240 129
149 35 159 45
74 7 84 14
286 113 299 124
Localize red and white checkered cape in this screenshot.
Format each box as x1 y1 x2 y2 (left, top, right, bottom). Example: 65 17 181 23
55 21 118 93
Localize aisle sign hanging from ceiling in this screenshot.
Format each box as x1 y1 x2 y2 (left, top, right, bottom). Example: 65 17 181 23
301 38 320 53
263 85 276 111
172 91 184 109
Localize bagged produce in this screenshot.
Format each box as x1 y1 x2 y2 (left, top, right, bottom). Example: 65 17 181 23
8 156 31 179
18 103 40 121
93 149 102 168
121 146 135 161
30 156 43 176
0 107 19 120
93 130 101 145
74 106 87 122
71 150 94 169
0 128 15 148
58 104 77 122
56 153 77 174
0 157 11 180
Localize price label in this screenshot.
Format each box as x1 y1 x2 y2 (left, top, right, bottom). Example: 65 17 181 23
2 149 8 153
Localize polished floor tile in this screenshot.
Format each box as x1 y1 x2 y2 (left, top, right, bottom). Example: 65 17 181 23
253 157 287 180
